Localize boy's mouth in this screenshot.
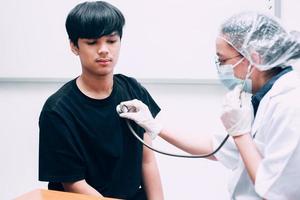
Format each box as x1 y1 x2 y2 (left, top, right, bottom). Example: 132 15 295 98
96 58 112 62
95 58 112 65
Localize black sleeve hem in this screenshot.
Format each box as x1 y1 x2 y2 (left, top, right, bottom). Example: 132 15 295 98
39 174 85 183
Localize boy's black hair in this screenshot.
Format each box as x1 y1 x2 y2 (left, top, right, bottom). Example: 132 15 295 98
65 1 125 46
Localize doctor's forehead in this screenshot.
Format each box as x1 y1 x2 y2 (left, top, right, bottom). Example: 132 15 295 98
216 38 238 56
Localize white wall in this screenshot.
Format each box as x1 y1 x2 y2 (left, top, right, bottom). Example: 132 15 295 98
0 0 273 79
1 1 300 199
0 82 231 199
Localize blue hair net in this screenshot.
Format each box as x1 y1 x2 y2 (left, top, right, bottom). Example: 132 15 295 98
219 12 300 71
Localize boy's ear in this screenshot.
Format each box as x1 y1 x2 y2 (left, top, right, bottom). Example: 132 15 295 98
70 42 79 55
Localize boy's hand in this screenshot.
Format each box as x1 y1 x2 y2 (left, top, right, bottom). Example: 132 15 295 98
116 99 162 139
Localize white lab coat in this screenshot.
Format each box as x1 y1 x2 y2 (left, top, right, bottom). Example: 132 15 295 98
213 70 300 200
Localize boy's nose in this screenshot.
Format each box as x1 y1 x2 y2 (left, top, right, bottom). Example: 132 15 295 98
97 45 109 55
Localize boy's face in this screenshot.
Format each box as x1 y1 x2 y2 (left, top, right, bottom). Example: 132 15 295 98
71 32 121 77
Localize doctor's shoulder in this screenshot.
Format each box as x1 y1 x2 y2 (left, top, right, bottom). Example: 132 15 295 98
269 86 300 125
268 71 300 105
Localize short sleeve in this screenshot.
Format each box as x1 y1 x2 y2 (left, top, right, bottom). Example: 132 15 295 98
39 110 85 182
116 74 160 118
254 104 300 199
212 131 240 170
137 83 161 118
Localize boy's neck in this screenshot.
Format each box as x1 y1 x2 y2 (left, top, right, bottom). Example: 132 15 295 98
76 73 114 99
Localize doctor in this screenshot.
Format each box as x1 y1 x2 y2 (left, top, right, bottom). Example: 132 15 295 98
117 12 300 199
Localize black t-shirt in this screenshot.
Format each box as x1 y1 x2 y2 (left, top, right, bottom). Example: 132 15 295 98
38 74 160 199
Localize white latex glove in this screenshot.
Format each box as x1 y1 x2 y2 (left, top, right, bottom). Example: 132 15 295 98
220 85 254 137
116 99 163 139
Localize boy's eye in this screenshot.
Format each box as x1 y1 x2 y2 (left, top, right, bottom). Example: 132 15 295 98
107 40 117 44
86 40 97 45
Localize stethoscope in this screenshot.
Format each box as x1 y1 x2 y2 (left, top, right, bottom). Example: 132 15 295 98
115 51 256 158
117 104 230 158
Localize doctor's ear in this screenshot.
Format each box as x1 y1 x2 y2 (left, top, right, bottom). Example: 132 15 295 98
250 52 262 65
70 42 79 56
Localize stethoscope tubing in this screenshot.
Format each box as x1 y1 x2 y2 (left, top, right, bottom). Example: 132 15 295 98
126 120 230 158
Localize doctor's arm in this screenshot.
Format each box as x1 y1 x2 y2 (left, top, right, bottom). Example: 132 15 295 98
232 134 262 183
220 86 262 183
117 99 217 160
142 133 164 200
159 129 217 160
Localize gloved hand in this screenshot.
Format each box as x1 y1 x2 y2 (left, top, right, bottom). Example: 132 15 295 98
220 85 254 137
116 99 163 139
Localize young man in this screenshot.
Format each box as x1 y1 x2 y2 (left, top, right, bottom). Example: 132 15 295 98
38 1 164 199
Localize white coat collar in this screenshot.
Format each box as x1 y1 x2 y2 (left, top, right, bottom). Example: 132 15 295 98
267 70 300 98
251 70 300 137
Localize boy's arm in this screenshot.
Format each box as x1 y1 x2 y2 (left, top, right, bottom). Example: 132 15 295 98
62 180 103 197
142 133 164 200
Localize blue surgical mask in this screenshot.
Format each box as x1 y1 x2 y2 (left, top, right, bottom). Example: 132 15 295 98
242 78 252 93
242 63 253 93
216 58 253 93
217 58 244 90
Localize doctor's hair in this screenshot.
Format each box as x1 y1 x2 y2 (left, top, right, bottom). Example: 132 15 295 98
65 1 125 47
288 31 300 61
220 12 300 68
